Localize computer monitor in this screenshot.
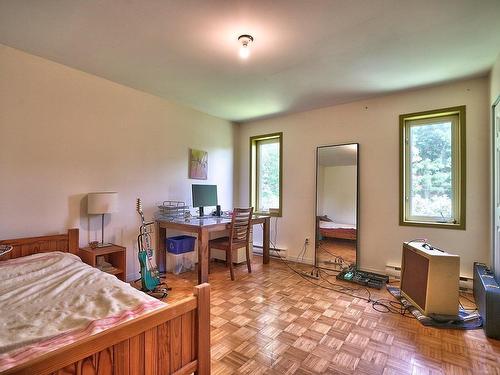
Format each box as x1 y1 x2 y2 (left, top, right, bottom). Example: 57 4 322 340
192 184 218 217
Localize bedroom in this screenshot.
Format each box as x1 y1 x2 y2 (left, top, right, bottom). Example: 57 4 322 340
1 1 500 374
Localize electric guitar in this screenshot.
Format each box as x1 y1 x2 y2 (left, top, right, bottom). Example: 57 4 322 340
136 198 160 292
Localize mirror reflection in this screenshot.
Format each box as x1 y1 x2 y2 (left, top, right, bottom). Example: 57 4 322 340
315 144 358 270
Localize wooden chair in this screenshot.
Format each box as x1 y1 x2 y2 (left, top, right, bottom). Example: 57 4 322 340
208 207 253 281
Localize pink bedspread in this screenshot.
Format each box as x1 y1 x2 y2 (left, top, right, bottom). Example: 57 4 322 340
0 252 165 372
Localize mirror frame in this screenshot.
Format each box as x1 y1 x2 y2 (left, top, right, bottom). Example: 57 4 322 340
314 143 360 270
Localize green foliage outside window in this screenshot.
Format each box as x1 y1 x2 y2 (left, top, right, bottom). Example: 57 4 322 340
250 133 283 216
258 141 280 210
410 122 453 219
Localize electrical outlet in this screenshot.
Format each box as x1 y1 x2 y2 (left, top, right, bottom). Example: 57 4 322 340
305 237 310 245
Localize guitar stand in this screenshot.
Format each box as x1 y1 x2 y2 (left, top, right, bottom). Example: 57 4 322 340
144 277 171 299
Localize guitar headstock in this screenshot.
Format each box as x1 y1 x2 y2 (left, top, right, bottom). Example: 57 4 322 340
137 198 145 223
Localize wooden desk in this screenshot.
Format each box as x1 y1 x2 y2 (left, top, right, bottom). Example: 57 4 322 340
156 215 271 283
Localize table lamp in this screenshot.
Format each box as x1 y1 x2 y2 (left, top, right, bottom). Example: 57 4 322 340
88 192 118 247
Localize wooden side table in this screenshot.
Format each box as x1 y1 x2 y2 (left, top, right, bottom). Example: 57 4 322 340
79 244 126 282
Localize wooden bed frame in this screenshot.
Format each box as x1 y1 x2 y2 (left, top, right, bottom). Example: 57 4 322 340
316 216 356 241
0 229 211 375
319 227 357 241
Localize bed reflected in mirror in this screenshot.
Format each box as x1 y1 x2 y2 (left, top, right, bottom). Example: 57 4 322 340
315 143 358 270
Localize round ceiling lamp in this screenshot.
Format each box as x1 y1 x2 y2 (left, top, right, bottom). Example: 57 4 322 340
238 34 254 59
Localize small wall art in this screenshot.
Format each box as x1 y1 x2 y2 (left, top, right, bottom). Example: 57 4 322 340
189 148 208 180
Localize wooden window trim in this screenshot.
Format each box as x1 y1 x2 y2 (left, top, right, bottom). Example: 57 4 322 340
249 132 283 217
399 106 466 230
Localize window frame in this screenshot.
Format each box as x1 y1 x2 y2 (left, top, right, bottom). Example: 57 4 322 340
399 106 466 230
249 132 283 217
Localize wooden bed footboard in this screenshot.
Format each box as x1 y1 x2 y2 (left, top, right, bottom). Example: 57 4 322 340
1 229 211 374
3 283 211 375
319 228 357 241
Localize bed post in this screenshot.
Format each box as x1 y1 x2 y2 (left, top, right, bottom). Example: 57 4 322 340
194 283 210 375
68 228 79 255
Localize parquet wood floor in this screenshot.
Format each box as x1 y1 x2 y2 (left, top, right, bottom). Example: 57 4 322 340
162 256 500 374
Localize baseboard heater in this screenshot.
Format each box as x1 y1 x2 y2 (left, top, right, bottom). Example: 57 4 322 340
386 264 473 292
473 262 500 339
252 244 284 256
253 246 291 262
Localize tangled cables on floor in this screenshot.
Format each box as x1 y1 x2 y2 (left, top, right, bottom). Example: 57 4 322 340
261 218 420 318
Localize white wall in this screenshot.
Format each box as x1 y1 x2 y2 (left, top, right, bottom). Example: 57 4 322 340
238 77 490 277
317 165 325 217
0 45 235 281
320 165 357 225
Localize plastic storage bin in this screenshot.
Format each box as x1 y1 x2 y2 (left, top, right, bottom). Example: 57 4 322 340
166 252 195 274
166 235 196 254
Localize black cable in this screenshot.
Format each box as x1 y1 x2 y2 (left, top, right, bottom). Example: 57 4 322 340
277 237 368 300
270 235 418 317
317 240 351 268
371 298 416 318
317 243 348 266
271 246 372 302
263 219 421 317
317 266 342 275
294 242 307 263
262 221 373 303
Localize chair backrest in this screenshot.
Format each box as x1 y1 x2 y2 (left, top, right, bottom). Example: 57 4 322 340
230 207 254 244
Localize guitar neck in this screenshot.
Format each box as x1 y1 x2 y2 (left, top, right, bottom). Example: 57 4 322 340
136 198 146 225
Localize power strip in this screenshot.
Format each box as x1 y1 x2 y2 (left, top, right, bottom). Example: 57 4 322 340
301 269 319 280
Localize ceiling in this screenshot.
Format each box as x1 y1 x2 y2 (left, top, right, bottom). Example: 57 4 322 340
1 1 499 122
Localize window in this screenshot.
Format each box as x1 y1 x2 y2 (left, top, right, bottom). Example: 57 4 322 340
250 133 283 216
400 106 465 229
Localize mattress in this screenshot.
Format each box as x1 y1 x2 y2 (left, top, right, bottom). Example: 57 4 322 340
319 220 356 230
0 251 165 372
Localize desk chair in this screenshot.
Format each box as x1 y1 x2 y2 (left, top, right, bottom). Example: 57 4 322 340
208 207 253 281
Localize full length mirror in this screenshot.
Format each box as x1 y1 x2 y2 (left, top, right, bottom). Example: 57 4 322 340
315 143 359 271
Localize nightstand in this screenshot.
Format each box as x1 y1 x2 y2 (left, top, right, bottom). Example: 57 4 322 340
79 244 126 281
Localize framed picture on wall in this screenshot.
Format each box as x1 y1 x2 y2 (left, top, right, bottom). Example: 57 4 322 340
189 148 208 180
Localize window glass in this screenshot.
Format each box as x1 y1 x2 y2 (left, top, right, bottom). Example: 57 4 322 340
250 133 282 216
257 139 280 211
409 120 453 220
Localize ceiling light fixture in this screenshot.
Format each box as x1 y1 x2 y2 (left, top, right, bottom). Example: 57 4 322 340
238 34 254 59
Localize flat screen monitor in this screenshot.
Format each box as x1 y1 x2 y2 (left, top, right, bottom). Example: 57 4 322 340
192 184 218 216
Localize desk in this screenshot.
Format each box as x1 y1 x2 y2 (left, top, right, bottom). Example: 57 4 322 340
156 215 271 283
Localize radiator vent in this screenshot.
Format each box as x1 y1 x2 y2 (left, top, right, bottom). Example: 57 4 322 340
252 245 286 257
385 264 401 280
